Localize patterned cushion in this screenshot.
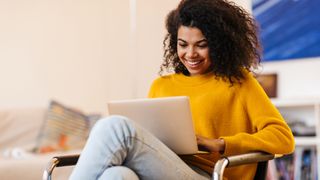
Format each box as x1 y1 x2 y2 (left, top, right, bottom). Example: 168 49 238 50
35 101 100 153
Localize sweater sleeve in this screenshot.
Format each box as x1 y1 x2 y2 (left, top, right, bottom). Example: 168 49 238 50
147 78 158 98
221 73 295 156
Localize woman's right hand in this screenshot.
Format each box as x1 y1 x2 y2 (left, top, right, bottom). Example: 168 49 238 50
196 135 225 153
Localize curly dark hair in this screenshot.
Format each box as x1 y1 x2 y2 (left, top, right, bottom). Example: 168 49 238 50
160 0 261 83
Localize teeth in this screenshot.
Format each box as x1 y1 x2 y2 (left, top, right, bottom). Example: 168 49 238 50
186 60 201 66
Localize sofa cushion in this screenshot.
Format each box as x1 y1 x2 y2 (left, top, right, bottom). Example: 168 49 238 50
0 108 46 150
0 149 81 180
35 101 95 153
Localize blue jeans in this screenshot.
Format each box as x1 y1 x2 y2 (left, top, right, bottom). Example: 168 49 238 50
69 115 211 180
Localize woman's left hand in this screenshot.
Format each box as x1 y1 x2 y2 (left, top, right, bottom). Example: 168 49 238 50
196 135 225 153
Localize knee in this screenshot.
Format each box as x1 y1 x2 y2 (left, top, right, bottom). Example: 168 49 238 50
99 166 139 180
91 115 135 135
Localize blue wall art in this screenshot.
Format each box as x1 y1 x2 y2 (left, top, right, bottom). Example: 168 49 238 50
253 0 320 61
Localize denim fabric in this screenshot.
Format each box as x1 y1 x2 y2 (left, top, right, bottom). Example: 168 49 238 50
69 115 211 180
99 166 139 180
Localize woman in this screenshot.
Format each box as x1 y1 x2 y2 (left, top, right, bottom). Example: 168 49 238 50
70 0 295 179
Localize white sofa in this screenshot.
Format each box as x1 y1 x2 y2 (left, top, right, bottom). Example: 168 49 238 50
0 107 80 180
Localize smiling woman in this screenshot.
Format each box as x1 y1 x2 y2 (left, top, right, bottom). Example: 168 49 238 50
69 1 294 180
177 26 212 76
160 0 261 84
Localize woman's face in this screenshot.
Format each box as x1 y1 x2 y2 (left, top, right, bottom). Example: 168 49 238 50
177 26 212 76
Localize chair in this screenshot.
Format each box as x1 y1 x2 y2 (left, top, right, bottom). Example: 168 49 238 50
42 151 278 180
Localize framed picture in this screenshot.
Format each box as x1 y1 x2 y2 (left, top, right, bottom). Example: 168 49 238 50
253 0 320 61
256 73 277 98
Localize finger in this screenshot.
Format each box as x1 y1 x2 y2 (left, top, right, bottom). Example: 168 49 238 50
196 137 206 145
196 134 205 139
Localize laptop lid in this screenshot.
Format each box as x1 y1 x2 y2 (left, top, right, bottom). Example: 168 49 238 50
107 96 198 155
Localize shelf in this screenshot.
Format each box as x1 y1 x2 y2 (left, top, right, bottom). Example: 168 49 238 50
270 99 320 179
294 137 319 146
271 98 320 107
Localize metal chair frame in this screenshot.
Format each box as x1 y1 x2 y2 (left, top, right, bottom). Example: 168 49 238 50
43 151 278 180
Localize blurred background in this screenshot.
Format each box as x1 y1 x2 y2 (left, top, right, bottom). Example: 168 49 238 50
0 0 320 179
1 0 319 114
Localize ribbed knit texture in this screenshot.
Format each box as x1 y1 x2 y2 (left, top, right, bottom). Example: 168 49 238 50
148 72 294 179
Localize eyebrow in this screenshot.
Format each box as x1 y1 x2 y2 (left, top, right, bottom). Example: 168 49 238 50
177 38 207 44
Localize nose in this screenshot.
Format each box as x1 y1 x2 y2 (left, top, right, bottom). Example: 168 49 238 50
186 47 198 59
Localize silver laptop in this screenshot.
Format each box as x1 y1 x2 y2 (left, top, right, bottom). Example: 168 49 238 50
107 96 198 155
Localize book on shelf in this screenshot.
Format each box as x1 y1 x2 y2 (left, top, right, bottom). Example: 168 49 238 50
268 147 318 180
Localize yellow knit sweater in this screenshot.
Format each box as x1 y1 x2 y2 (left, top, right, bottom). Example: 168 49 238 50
148 72 295 180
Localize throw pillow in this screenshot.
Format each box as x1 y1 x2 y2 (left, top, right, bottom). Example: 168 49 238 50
35 100 101 153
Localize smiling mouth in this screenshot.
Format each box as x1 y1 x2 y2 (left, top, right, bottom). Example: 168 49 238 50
185 60 203 67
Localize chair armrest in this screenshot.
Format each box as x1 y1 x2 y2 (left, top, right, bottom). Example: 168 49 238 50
42 154 80 180
212 152 279 180
42 152 278 180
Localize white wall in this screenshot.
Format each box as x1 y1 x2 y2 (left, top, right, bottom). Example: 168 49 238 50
260 58 320 99
135 0 180 98
0 0 181 114
0 0 133 113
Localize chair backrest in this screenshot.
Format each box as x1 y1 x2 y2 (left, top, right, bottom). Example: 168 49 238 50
253 161 268 180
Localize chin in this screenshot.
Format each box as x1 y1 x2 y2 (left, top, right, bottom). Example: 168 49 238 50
188 71 202 76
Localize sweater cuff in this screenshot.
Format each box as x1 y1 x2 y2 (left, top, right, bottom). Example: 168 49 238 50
220 136 244 156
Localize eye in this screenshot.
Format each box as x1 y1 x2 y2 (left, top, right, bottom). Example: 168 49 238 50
197 43 208 48
178 43 188 48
